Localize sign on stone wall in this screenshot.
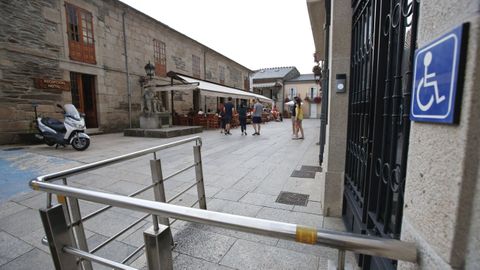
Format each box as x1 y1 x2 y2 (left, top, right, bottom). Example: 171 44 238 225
34 78 70 91
410 23 469 124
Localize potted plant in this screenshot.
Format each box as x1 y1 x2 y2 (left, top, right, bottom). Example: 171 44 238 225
313 96 322 104
304 95 311 102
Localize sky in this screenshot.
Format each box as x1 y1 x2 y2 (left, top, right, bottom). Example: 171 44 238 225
118 0 316 74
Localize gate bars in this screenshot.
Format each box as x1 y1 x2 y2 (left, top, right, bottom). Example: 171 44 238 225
343 0 420 269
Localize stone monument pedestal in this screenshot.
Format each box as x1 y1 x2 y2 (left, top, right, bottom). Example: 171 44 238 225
140 112 171 129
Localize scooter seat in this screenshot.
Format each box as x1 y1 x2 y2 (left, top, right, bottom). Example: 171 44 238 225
41 117 66 132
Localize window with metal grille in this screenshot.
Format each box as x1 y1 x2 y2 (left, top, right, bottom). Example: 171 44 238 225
154 39 166 77
65 3 95 64
219 66 225 84
192 55 201 78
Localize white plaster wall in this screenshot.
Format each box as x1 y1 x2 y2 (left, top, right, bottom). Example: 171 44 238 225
399 0 480 269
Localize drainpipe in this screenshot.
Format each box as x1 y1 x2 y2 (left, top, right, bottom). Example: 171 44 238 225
319 0 331 166
122 11 132 128
203 49 207 112
281 82 285 121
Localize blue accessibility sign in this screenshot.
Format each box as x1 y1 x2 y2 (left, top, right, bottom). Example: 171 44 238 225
410 24 468 123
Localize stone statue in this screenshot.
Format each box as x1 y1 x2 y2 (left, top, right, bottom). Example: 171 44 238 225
153 92 165 113
142 86 155 114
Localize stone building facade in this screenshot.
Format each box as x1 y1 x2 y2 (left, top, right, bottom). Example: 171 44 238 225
0 0 251 144
308 0 480 269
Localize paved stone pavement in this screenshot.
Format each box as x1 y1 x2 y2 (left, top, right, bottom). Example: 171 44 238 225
0 119 357 270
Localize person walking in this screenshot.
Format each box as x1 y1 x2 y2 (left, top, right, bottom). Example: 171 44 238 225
218 103 225 134
293 97 304 139
252 98 263 136
223 97 235 135
290 99 297 137
238 101 248 135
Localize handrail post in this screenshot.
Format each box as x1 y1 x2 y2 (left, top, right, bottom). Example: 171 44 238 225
193 145 207 210
68 198 93 270
59 178 92 270
39 204 77 270
150 158 170 227
143 224 173 270
337 249 345 270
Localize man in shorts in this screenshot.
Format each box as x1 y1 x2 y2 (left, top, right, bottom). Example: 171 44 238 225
252 98 264 135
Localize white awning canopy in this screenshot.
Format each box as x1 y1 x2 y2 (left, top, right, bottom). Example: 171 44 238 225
252 82 282 89
176 75 273 103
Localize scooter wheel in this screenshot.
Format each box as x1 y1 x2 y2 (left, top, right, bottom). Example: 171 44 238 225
71 137 90 151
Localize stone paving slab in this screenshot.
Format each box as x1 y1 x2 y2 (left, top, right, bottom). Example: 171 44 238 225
172 224 236 263
213 188 248 202
0 201 27 220
87 233 139 270
0 248 53 270
174 253 235 270
255 207 324 228
0 208 43 237
240 192 294 210
220 239 319 270
83 210 142 238
0 231 33 266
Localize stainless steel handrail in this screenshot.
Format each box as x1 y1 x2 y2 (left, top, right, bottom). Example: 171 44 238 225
63 246 136 270
80 162 195 223
30 180 417 263
90 213 150 253
35 136 201 183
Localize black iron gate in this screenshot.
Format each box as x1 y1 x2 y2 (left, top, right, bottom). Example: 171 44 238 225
343 0 419 269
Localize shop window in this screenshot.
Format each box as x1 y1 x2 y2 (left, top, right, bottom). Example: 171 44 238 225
154 39 166 76
65 3 96 64
192 55 201 78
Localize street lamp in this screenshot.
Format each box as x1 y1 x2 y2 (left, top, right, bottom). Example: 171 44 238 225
144 61 155 80
312 63 322 85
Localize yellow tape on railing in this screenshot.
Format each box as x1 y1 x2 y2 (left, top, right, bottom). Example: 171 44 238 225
296 225 317 244
31 182 39 191
57 195 66 204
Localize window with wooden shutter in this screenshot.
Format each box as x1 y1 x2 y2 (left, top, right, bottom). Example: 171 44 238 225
192 55 201 78
65 3 96 64
154 39 166 77
219 66 225 84
244 76 250 90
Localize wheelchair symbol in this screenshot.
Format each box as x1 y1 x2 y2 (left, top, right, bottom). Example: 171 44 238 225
416 51 446 111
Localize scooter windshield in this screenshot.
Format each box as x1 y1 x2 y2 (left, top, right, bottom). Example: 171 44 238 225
64 104 81 120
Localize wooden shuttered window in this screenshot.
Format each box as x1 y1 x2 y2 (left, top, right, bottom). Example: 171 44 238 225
65 3 96 64
219 66 225 85
154 39 166 77
192 55 201 78
244 76 250 90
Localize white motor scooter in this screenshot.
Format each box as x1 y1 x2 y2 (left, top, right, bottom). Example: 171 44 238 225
33 103 90 151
